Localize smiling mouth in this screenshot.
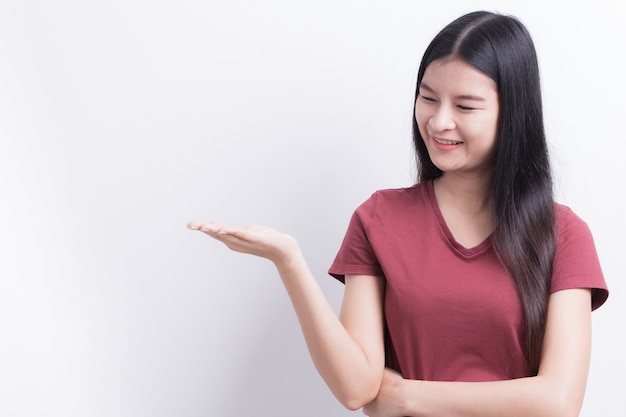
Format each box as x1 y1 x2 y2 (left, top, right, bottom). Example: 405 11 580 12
434 137 463 145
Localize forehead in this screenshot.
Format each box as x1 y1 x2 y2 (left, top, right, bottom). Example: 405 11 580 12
421 58 498 97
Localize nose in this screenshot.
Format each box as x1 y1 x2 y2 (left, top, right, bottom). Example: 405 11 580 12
428 104 455 133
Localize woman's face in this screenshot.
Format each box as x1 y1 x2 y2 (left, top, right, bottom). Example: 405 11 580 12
415 58 500 177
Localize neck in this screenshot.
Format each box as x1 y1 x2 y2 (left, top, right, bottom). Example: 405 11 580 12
434 172 493 214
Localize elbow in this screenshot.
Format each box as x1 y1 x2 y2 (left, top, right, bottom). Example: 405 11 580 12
341 400 362 412
550 396 584 417
339 395 375 412
546 401 581 417
334 385 378 411
542 385 584 417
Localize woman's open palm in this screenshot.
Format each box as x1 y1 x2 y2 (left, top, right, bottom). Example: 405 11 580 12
187 221 299 265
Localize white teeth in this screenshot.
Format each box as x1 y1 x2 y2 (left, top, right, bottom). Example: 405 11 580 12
435 138 462 145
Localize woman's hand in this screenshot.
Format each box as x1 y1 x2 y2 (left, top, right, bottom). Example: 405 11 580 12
187 221 300 266
362 368 409 417
188 220 388 410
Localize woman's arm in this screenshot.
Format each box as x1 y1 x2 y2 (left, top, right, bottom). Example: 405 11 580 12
187 221 386 410
363 288 592 417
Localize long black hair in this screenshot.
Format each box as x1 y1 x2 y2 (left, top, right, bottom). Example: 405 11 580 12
412 11 556 375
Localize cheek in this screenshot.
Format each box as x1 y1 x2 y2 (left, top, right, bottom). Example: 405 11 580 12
414 105 429 136
485 107 500 140
468 112 498 141
481 114 499 148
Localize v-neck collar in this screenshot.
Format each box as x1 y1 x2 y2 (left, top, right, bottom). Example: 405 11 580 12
425 180 492 258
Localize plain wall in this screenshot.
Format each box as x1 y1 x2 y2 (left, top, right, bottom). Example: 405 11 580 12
0 1 624 416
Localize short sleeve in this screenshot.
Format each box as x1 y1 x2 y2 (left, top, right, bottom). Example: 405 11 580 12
551 205 609 310
328 194 384 283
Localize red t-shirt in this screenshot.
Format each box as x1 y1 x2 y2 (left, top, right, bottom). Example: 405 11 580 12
329 180 608 382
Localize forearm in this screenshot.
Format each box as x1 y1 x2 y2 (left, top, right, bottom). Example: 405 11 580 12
364 290 592 417
399 374 585 417
275 252 383 410
187 221 384 409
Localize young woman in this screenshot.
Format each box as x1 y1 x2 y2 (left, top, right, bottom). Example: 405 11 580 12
188 11 608 417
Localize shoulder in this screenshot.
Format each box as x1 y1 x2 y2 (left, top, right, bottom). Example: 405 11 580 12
553 202 597 257
552 203 609 309
554 203 593 242
357 182 430 215
349 182 433 234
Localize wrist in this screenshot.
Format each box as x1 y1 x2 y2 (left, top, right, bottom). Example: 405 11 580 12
398 378 425 417
272 241 305 272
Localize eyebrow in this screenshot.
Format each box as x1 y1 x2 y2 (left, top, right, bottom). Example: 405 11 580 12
419 82 486 101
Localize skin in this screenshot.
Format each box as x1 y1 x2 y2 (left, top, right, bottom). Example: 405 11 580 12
186 222 386 410
417 58 500 180
188 58 593 416
415 58 501 247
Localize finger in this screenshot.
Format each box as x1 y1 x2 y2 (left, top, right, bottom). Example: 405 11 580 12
187 221 225 235
217 225 251 240
187 220 204 230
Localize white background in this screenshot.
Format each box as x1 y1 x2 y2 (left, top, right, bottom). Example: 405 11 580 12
1 1 624 416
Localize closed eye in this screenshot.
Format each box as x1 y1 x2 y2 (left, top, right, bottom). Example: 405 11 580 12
419 94 437 103
457 104 476 111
